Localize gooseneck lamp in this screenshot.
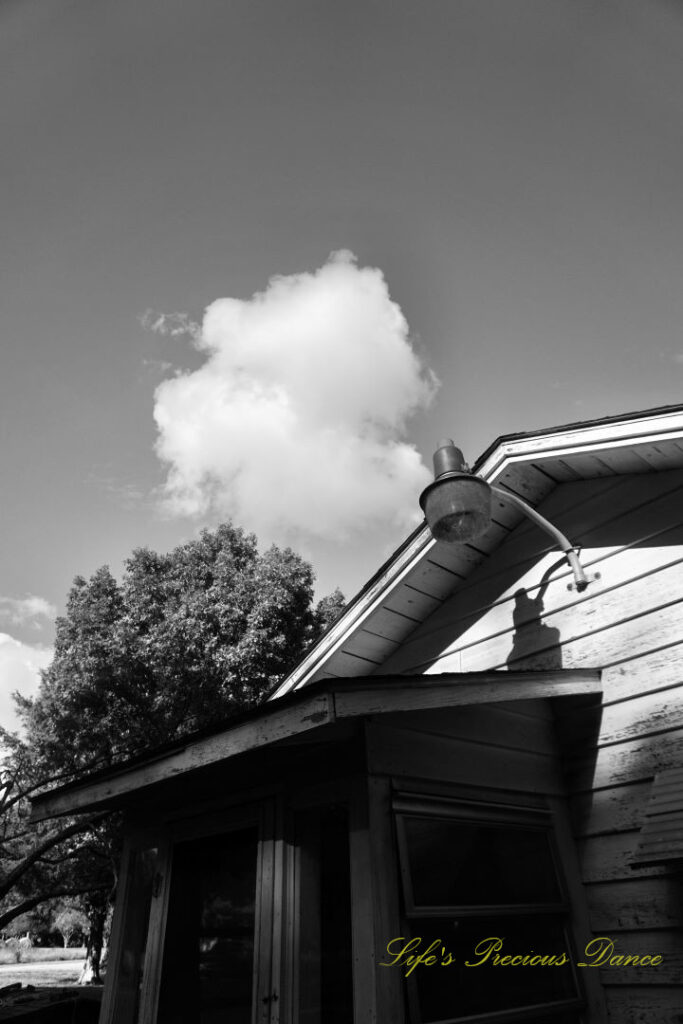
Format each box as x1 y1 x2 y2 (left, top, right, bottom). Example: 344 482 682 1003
420 440 591 593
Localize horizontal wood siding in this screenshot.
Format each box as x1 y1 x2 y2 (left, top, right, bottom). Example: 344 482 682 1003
377 470 683 1018
604 988 683 1024
632 765 683 866
366 699 565 795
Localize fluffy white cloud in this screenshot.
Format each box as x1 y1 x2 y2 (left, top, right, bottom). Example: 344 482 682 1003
0 633 52 734
153 251 438 543
0 595 57 629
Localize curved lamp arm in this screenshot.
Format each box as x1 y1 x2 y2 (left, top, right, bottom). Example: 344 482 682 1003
419 441 597 594
490 485 590 592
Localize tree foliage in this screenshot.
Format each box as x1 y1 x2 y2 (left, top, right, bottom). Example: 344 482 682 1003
19 523 344 771
53 903 90 947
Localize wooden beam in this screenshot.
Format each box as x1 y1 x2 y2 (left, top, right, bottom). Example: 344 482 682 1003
31 692 334 821
332 670 602 718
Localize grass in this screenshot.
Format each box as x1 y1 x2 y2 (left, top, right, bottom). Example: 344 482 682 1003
0 950 90 991
0 965 85 989
0 947 86 966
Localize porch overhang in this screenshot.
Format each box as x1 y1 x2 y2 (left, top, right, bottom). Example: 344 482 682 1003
31 668 601 822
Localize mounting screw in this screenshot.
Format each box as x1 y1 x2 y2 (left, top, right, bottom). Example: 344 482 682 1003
567 571 601 592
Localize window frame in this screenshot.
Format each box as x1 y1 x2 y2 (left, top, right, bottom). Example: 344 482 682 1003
98 831 165 1024
393 792 585 1024
102 799 283 1024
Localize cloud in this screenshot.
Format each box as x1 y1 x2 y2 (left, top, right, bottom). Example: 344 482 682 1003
152 251 438 543
140 309 200 340
0 633 52 734
88 472 146 511
0 595 57 629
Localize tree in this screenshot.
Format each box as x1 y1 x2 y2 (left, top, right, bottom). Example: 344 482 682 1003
52 902 90 947
0 737 114 936
21 525 342 770
4 522 343 978
312 586 346 633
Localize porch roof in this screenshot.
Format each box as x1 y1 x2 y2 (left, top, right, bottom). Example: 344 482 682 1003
31 668 601 822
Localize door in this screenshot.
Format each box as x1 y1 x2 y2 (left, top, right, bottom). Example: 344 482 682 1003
156 824 260 1024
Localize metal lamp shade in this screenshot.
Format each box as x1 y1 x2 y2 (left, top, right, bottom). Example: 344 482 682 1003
420 474 492 543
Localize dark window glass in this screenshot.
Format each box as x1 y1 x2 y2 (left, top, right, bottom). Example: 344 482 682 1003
396 806 581 1024
157 827 258 1024
407 916 577 1022
297 805 353 1024
403 816 561 907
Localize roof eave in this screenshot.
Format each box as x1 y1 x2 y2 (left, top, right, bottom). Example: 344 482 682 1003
31 669 601 821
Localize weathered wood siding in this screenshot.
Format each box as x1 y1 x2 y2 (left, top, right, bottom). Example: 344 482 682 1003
365 699 564 795
378 469 683 1021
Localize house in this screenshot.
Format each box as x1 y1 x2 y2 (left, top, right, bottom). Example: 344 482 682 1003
32 405 683 1024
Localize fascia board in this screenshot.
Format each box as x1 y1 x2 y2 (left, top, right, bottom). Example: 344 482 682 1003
32 690 335 820
475 410 683 480
269 525 435 698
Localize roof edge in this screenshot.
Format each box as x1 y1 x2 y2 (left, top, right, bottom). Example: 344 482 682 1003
268 520 434 698
473 403 683 475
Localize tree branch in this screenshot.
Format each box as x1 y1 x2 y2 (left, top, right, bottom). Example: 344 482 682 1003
0 885 110 932
0 814 107 900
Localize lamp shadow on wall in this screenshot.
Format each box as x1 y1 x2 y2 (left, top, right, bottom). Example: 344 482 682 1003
506 561 563 671
505 557 603 840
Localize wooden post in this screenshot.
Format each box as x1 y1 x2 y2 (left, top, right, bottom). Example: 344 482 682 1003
348 771 405 1024
97 836 134 1024
367 775 405 1024
98 828 171 1024
136 837 172 1024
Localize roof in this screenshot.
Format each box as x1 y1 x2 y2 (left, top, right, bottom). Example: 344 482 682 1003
31 668 601 821
270 404 683 697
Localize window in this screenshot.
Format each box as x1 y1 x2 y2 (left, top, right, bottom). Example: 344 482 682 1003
394 795 583 1024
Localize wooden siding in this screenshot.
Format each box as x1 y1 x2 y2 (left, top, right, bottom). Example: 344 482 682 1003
376 469 683 1020
632 767 683 867
365 699 566 796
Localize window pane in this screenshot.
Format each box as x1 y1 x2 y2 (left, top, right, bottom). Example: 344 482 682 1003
403 817 562 907
408 916 578 1022
157 827 258 1024
297 805 353 1024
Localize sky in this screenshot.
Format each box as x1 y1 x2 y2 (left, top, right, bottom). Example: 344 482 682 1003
2 0 683 728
